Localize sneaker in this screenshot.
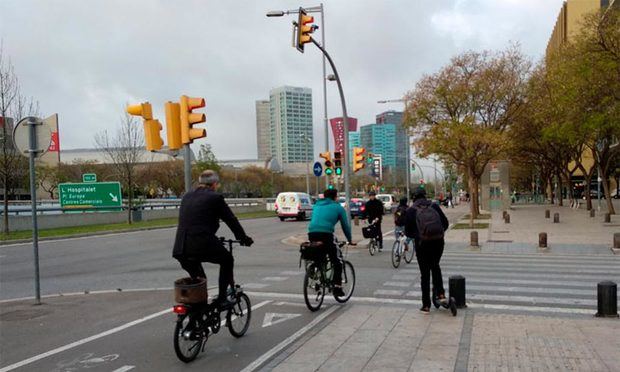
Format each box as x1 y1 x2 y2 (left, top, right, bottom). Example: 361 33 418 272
419 306 430 314
333 286 345 297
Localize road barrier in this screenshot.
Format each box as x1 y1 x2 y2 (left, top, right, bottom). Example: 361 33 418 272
595 281 618 318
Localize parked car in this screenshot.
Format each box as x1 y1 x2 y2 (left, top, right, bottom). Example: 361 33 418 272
376 194 396 214
275 192 314 221
349 198 366 218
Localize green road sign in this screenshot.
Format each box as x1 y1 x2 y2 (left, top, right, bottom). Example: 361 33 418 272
59 182 122 208
82 173 97 183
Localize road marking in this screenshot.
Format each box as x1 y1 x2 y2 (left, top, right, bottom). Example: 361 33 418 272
373 289 404 296
383 281 412 287
392 274 417 280
273 301 308 307
111 366 135 372
240 305 338 372
404 291 596 306
262 276 288 281
262 312 302 328
242 283 271 289
279 271 303 276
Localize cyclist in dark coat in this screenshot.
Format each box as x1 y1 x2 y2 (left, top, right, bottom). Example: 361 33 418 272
173 170 254 308
364 191 384 250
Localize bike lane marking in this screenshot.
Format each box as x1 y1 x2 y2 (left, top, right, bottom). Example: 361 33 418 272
0 301 271 372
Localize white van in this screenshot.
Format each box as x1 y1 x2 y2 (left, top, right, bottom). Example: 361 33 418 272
275 192 314 221
377 194 396 213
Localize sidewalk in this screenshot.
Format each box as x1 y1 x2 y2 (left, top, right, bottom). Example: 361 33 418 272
269 304 620 372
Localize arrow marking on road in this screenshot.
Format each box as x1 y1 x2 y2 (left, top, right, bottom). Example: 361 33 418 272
262 312 301 328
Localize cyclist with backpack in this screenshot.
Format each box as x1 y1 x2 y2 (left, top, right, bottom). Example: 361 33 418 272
405 187 449 314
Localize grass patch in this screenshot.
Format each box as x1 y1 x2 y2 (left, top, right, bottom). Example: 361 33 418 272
1 210 275 242
461 214 491 219
452 223 490 229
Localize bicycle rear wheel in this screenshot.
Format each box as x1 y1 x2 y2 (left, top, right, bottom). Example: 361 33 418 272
334 261 355 303
174 314 204 363
227 292 251 337
303 263 325 311
404 241 415 263
391 240 401 268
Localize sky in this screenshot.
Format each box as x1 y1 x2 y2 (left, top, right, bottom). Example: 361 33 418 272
0 0 564 165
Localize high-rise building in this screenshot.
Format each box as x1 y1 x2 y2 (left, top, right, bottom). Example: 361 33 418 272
360 123 397 169
329 117 358 154
348 131 360 163
255 100 271 162
376 110 407 173
269 86 314 165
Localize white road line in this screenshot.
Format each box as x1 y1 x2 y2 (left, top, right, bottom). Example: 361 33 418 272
111 366 135 372
240 305 338 372
459 285 594 296
262 277 289 281
404 292 596 306
467 303 594 315
392 275 417 280
243 283 271 289
279 271 304 276
382 281 412 287
373 289 404 296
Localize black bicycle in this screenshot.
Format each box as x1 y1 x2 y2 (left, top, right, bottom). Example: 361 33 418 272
172 238 251 363
300 238 356 312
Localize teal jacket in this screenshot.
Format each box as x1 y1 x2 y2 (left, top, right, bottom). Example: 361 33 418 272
308 198 352 242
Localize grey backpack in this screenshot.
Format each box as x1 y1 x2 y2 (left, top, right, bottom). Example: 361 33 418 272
415 202 444 241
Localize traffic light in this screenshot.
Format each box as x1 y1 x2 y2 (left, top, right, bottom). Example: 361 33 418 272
333 151 342 176
353 147 365 172
164 102 182 150
126 102 163 152
319 151 333 175
296 8 315 53
180 95 206 144
420 179 425 188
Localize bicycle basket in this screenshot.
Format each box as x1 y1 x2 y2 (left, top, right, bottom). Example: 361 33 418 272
174 277 208 304
300 241 327 262
362 224 378 239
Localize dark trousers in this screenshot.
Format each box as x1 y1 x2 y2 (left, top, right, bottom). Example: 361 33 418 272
415 239 445 308
308 232 342 284
177 244 234 300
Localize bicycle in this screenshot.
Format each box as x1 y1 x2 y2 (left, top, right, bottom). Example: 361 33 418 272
363 219 380 256
299 238 356 312
391 229 415 268
172 238 251 363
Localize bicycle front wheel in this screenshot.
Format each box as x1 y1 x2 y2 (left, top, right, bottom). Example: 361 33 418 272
174 314 204 363
227 292 251 337
404 240 415 263
303 263 325 312
334 261 356 303
391 240 401 268
368 240 376 256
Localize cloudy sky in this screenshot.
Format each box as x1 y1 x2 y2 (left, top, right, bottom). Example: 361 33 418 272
1 0 563 163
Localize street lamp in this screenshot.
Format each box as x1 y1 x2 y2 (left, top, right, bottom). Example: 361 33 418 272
377 98 411 200
300 133 311 195
267 4 329 188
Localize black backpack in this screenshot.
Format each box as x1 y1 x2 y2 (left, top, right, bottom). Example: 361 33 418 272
394 206 407 227
415 202 444 241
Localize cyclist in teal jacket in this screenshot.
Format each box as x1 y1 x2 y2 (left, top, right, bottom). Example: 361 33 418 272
308 188 354 296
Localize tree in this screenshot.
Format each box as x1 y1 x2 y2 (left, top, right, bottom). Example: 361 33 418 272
36 164 70 199
404 46 531 223
194 143 220 173
94 111 144 223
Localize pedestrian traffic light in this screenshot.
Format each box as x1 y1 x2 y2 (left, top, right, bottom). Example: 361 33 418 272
164 101 182 150
180 95 206 144
333 151 342 176
126 102 163 152
296 8 315 53
353 147 365 172
319 151 333 175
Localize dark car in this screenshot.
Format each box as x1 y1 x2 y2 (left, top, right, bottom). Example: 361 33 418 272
349 198 366 218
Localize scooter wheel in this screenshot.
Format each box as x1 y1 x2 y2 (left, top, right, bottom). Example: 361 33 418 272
431 296 441 309
449 297 457 316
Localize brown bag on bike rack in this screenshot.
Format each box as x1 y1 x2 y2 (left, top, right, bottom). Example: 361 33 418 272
174 277 208 304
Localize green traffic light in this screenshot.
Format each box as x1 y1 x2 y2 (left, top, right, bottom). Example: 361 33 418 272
325 168 333 175
335 167 342 175
328 184 334 190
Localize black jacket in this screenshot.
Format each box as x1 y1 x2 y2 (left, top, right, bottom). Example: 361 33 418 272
404 198 449 240
365 198 384 222
172 187 248 258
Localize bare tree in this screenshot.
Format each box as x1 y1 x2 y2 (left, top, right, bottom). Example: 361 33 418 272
94 111 144 223
0 42 39 234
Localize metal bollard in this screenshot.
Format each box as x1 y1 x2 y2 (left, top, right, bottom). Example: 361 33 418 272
615 233 620 249
539 232 547 248
590 209 596 218
595 281 618 318
470 231 479 247
545 210 550 219
504 213 510 224
354 216 359 226
449 275 467 308
605 213 611 223
554 213 560 223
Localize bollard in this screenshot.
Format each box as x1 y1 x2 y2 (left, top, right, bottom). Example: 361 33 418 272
595 281 618 318
615 233 620 249
554 213 560 223
470 231 479 247
605 213 611 223
449 275 467 308
354 216 359 226
504 213 510 224
545 210 550 219
502 210 507 219
539 232 547 248
590 209 596 218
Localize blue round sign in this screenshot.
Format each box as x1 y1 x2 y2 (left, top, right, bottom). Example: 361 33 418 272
313 162 323 177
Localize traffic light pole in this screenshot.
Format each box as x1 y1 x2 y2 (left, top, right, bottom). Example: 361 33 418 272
184 144 192 193
311 38 351 224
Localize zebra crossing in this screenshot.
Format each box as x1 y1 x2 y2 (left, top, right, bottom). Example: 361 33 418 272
374 251 620 314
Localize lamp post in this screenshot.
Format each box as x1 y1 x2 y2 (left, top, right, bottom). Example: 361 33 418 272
267 4 329 188
377 98 410 200
300 133 311 195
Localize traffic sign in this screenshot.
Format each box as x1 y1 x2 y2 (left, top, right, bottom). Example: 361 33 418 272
12 116 51 158
313 161 323 177
82 173 97 183
59 182 122 208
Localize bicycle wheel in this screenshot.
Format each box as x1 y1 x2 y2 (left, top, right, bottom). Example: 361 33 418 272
334 261 356 303
368 239 376 256
227 292 251 337
174 314 204 363
404 240 415 264
391 240 401 268
303 263 325 312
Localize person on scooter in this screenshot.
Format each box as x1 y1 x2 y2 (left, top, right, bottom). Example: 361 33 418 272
405 187 449 314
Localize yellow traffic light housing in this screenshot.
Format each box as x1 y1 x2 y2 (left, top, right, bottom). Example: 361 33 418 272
126 102 163 152
333 151 342 176
164 102 182 151
319 151 333 175
296 8 315 53
180 95 206 144
353 147 366 172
